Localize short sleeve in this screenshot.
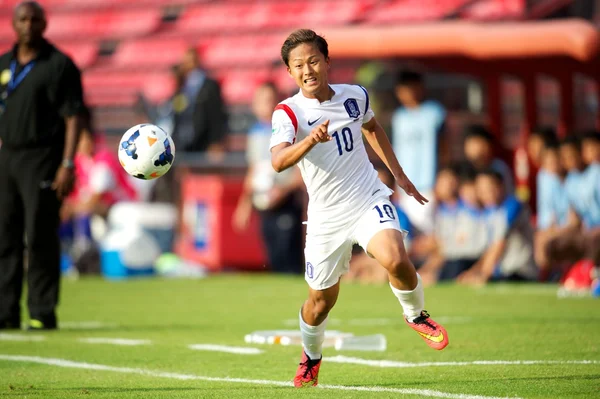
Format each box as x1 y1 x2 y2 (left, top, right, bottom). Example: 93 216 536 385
57 58 84 118
536 171 555 229
358 85 374 123
487 211 508 243
504 196 522 227
270 108 296 150
89 164 116 194
431 101 446 133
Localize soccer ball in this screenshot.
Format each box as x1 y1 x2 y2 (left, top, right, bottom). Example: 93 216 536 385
118 123 175 180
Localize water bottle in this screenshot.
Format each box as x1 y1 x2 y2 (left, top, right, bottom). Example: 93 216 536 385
334 334 387 352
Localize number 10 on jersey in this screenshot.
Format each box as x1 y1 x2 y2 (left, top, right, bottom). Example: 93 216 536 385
331 127 353 156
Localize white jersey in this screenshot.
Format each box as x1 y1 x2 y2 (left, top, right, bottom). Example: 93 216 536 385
270 84 392 233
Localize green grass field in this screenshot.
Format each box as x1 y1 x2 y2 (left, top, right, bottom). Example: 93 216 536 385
0 274 599 398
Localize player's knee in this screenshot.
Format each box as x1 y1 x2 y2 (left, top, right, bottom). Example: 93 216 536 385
381 249 412 277
306 296 334 321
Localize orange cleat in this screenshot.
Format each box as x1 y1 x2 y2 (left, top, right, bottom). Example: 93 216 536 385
405 310 449 350
293 351 322 387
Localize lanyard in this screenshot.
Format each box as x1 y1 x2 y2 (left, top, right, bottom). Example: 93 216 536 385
7 59 35 95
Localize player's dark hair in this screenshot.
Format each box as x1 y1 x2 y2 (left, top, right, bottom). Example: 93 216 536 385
396 70 423 86
14 1 45 19
456 161 478 184
559 135 581 151
436 162 460 176
531 126 558 147
580 130 600 143
542 141 560 152
463 124 494 143
281 29 329 67
477 168 504 184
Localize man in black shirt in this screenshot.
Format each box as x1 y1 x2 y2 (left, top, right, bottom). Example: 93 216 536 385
0 1 84 330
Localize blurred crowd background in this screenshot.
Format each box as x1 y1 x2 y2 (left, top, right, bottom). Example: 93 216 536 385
2 0 598 291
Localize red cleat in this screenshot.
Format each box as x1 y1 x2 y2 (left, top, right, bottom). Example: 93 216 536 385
293 351 322 387
405 310 449 350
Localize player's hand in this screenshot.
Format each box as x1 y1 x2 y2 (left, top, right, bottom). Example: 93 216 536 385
397 175 429 205
52 166 75 200
232 201 252 232
308 120 331 145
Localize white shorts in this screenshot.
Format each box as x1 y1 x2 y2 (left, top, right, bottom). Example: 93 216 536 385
304 196 406 290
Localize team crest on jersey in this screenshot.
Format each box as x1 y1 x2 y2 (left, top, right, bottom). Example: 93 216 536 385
344 98 360 119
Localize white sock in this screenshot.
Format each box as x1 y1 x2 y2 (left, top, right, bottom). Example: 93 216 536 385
299 309 328 360
389 273 424 322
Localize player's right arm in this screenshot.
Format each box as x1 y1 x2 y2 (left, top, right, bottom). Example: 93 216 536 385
270 119 330 173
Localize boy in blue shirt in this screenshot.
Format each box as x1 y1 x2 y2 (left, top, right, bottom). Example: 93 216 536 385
458 169 537 285
391 70 446 235
419 165 487 285
545 134 600 269
534 143 572 279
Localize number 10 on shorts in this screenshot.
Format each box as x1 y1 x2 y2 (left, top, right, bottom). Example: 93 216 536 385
374 204 395 223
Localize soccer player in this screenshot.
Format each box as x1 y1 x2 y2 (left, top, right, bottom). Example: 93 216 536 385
270 29 449 388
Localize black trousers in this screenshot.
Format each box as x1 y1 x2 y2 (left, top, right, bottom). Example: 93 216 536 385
259 196 304 275
0 146 62 324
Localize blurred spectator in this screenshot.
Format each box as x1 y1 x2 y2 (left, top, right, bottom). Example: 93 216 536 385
60 107 138 273
561 136 600 228
536 143 569 230
391 70 446 234
458 170 537 285
581 130 600 166
418 164 487 286
526 126 558 213
171 48 228 156
527 126 558 170
63 107 138 220
534 143 572 278
544 135 600 271
233 83 304 274
463 124 514 193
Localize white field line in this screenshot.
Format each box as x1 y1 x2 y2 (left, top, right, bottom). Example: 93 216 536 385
0 333 46 342
78 338 151 346
327 356 600 368
188 344 263 355
60 321 118 329
283 316 471 327
0 354 521 399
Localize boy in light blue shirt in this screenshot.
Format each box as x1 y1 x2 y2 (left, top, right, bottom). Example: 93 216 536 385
391 70 446 234
458 169 537 285
545 134 600 270
418 165 487 285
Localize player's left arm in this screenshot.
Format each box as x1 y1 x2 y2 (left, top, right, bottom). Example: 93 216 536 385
53 58 84 199
361 117 428 205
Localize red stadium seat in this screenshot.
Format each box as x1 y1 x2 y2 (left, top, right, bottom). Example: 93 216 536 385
83 70 175 106
198 34 283 69
0 18 14 43
56 42 98 69
85 91 138 107
172 0 366 35
460 0 525 20
173 3 256 35
111 39 190 69
0 0 203 12
46 9 161 40
365 0 470 23
215 68 271 105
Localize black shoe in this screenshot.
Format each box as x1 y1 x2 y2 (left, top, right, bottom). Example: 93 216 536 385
0 319 21 330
